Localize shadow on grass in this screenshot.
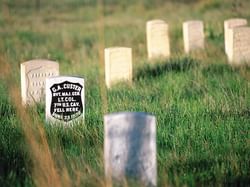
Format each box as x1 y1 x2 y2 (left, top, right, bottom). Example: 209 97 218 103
205 108 250 120
134 57 198 80
202 63 250 78
202 63 234 77
167 158 250 186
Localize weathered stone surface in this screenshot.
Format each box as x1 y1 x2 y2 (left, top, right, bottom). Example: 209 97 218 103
21 59 59 105
104 112 156 186
104 47 132 88
228 27 250 65
46 76 84 124
183 20 204 53
224 18 247 56
146 19 170 59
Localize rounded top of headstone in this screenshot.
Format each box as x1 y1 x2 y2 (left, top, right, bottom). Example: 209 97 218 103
232 26 250 32
224 18 248 23
183 20 203 25
105 47 132 52
21 59 58 66
224 18 248 27
104 111 155 120
104 47 132 53
147 19 166 25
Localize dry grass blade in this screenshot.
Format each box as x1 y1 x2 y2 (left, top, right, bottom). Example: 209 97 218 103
0 57 69 187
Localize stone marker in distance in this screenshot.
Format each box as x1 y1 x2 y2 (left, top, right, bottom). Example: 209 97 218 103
183 20 204 53
224 18 247 56
227 26 250 66
46 76 84 124
104 47 132 88
104 112 156 186
21 59 59 105
146 19 170 59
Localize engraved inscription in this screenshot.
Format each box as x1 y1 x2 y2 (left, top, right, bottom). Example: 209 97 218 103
26 67 57 104
224 18 247 56
109 50 131 80
231 27 250 65
21 59 59 105
50 81 83 122
46 77 84 124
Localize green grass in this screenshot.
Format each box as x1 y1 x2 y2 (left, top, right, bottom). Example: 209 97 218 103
0 0 250 186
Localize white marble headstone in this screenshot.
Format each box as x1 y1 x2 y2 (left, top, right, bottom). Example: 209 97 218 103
227 26 250 65
104 112 156 186
224 18 247 56
183 20 204 53
146 19 170 59
46 76 84 124
21 59 59 105
104 47 132 88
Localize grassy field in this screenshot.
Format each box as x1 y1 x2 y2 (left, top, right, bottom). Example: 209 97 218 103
0 0 250 186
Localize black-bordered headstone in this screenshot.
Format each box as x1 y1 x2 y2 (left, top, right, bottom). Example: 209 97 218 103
46 76 84 124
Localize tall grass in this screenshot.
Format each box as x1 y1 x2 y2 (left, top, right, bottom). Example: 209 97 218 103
0 0 250 186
